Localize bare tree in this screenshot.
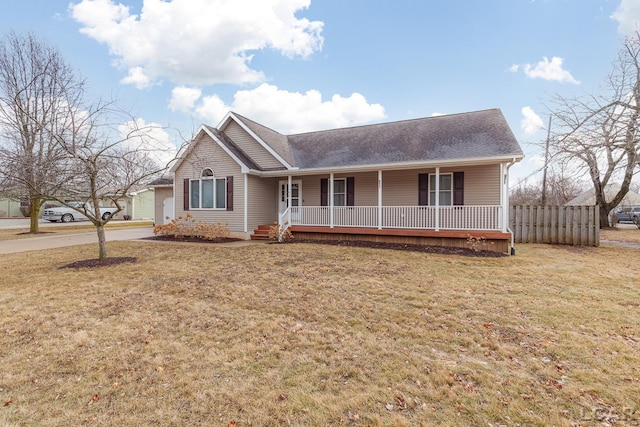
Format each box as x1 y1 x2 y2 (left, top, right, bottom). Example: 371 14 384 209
0 31 84 232
510 168 585 206
45 100 173 259
549 31 640 227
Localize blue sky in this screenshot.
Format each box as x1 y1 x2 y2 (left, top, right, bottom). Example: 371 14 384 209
1 0 639 183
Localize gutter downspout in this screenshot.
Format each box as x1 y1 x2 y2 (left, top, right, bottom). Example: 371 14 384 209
243 173 248 238
504 158 517 255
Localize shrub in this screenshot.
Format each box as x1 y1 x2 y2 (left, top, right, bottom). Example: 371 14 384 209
268 221 293 242
466 235 495 253
153 213 231 240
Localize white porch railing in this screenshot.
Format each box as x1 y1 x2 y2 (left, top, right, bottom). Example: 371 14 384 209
281 205 503 231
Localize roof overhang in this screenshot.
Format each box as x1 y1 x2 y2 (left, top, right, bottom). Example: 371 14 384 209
246 154 524 177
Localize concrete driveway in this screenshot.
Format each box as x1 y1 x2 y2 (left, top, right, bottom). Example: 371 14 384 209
0 227 155 254
0 218 150 229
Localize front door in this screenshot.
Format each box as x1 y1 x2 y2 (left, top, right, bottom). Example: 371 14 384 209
278 180 302 223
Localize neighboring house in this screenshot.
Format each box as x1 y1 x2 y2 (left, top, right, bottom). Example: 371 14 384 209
566 184 640 207
170 109 524 253
0 197 25 218
95 188 155 220
128 188 155 220
149 177 174 225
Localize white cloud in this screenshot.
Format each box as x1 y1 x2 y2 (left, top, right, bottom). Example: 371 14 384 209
169 86 203 112
523 57 579 84
118 118 178 168
511 57 579 84
69 0 324 87
431 112 446 117
520 106 544 136
195 83 386 133
120 66 152 89
611 0 640 35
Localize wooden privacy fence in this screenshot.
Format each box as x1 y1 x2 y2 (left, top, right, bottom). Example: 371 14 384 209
510 205 600 246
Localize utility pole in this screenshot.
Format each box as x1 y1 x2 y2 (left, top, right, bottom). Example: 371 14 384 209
541 115 551 205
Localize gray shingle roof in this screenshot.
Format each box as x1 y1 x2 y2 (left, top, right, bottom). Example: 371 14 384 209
286 109 523 169
204 125 262 171
231 113 294 166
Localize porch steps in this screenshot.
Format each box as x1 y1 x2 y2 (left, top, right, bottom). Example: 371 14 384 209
251 224 272 241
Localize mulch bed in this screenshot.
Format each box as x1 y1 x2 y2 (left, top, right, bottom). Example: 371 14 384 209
290 239 507 257
143 235 243 244
145 234 504 257
60 257 137 269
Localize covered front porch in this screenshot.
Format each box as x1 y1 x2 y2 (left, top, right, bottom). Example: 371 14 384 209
270 165 513 253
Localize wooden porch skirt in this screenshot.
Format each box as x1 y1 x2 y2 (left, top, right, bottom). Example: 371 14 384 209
289 226 511 254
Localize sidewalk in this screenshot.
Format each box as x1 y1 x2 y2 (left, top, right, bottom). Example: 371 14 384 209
0 227 155 254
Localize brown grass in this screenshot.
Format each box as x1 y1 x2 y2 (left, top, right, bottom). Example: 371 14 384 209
0 240 638 426
601 225 640 245
0 221 154 241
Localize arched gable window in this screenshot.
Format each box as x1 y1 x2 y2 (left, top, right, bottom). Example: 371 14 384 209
189 168 226 209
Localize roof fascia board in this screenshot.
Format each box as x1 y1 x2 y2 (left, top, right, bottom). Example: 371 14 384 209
248 155 524 177
169 124 208 173
225 112 294 170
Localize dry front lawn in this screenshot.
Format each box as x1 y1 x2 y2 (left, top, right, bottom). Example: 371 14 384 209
0 240 638 426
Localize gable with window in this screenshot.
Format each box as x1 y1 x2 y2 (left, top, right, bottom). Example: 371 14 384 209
419 172 463 206
183 168 234 211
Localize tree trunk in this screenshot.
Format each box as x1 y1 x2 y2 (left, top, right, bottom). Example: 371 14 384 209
96 224 108 260
29 197 41 233
599 204 612 228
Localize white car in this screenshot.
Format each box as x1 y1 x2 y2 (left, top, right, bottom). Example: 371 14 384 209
42 202 118 223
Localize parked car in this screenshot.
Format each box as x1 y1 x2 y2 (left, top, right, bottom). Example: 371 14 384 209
42 202 118 223
613 206 640 224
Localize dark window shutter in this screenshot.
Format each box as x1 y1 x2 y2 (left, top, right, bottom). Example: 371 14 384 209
346 177 355 206
320 178 328 206
226 176 233 211
453 172 464 205
418 173 428 206
183 179 190 211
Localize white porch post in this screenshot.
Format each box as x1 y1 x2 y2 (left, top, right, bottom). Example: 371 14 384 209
287 175 292 225
243 173 248 234
377 170 383 229
329 173 334 228
435 167 440 231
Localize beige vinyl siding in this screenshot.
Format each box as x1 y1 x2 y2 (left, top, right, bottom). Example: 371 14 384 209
247 175 278 229
462 164 500 205
301 176 320 206
381 170 419 206
223 121 285 170
174 134 245 232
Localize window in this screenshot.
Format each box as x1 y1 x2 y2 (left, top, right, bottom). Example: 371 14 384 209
419 172 463 206
429 173 452 206
333 178 346 206
190 169 226 209
320 177 354 206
